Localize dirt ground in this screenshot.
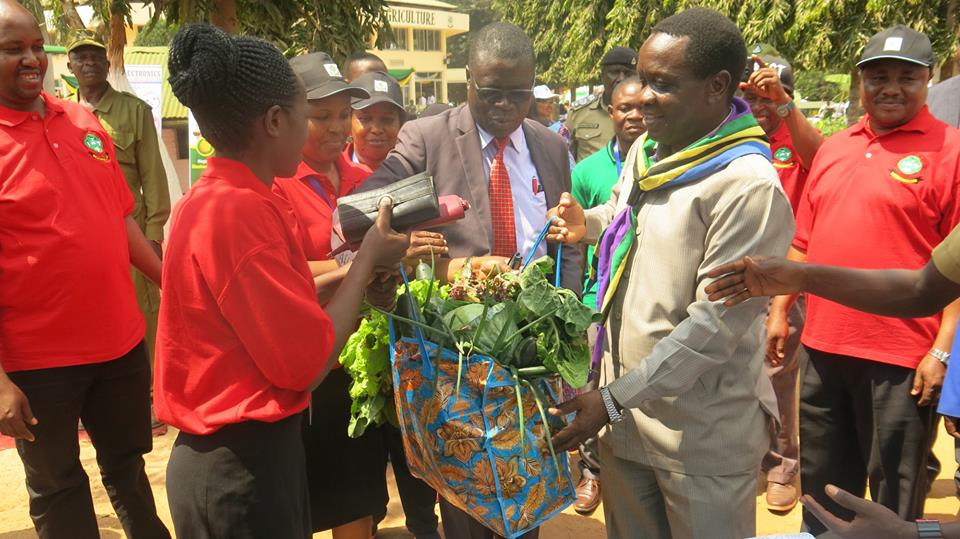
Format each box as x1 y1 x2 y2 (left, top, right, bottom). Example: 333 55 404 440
0 427 957 539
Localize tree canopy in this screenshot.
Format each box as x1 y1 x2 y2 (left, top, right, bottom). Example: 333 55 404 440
493 0 958 87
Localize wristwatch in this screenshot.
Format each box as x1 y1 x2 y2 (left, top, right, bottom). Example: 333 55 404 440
917 519 944 538
775 100 795 118
929 348 950 366
599 386 624 424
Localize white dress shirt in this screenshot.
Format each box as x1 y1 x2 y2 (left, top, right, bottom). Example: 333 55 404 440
476 124 549 259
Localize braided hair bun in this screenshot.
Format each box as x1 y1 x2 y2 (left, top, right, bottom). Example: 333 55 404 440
168 24 238 110
168 24 301 153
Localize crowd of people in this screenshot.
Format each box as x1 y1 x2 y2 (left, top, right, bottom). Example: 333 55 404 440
2 0 960 538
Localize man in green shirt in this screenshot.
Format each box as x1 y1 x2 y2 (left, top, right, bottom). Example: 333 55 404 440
568 76 644 516
67 38 170 374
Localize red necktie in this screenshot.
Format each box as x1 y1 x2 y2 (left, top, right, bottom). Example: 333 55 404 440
489 137 517 257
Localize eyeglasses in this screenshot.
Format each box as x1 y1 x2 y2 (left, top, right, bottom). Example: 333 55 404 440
471 78 533 104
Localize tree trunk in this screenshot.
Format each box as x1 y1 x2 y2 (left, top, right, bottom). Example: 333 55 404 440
108 10 127 76
23 0 52 43
941 0 958 81
846 66 862 126
60 0 86 31
211 0 238 34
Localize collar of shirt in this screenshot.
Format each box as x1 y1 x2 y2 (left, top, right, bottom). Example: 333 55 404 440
850 105 937 139
75 84 117 113
203 156 273 197
767 119 793 147
0 91 63 127
292 152 363 198
476 123 527 157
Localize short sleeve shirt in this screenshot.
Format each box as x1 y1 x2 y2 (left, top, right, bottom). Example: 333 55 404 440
154 157 334 434
0 93 143 372
794 107 960 368
767 120 809 215
933 224 960 285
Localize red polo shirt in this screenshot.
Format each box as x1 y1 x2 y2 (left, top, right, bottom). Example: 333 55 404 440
794 107 960 368
272 153 370 260
154 157 334 435
768 120 809 215
0 93 143 373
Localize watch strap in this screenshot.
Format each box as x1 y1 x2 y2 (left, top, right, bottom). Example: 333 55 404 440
599 386 623 424
929 348 950 365
917 519 943 539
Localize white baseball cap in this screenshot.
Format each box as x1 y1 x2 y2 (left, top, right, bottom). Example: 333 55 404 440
533 85 559 100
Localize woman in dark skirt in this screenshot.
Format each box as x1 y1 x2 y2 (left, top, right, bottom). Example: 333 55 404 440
154 24 409 538
270 52 400 538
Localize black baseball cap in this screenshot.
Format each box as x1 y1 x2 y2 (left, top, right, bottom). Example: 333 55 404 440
857 25 935 69
350 71 404 116
290 52 369 101
600 46 637 67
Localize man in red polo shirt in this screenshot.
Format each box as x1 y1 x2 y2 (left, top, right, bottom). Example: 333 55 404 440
0 2 168 538
767 26 960 535
740 51 825 512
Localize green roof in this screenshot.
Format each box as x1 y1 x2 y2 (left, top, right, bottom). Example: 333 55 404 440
123 46 186 121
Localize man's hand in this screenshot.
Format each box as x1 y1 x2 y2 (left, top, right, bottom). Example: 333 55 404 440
548 390 608 452
402 231 448 268
912 353 946 406
765 310 790 366
0 374 37 442
800 484 916 539
739 55 792 105
546 193 587 245
366 271 400 311
945 416 960 440
706 256 807 306
468 256 511 280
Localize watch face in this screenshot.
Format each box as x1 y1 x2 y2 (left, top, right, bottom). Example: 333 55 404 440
777 103 791 117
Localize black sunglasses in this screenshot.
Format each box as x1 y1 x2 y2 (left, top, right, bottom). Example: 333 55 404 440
471 78 534 104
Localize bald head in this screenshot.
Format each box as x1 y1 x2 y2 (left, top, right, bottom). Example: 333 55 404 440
0 0 47 112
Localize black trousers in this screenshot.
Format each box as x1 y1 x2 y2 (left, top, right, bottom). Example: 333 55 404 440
10 342 169 539
799 348 937 536
166 413 310 539
380 423 439 535
439 499 539 539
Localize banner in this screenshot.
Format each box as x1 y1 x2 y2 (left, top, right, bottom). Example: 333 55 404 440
125 64 163 135
188 110 213 185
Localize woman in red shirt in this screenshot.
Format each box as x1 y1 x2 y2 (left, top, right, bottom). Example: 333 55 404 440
155 25 408 538
345 70 406 174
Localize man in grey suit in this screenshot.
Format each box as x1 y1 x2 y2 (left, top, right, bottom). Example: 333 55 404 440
358 22 581 539
546 9 793 538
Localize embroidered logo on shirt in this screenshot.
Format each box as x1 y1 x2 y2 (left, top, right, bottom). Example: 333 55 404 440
890 155 925 184
774 147 793 162
83 132 111 162
83 133 104 153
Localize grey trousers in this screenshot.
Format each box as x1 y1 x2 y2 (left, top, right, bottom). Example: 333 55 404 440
599 442 756 539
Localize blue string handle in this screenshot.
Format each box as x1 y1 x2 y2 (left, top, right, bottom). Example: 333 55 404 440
522 216 564 288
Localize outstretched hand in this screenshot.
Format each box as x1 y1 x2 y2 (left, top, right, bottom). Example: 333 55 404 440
800 484 915 539
705 256 806 306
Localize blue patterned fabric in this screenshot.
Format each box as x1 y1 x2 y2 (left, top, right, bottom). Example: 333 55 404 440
389 327 576 538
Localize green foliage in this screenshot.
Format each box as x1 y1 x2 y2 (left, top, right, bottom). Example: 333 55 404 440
794 70 848 102
492 0 959 89
134 19 180 46
814 116 849 137
139 0 392 61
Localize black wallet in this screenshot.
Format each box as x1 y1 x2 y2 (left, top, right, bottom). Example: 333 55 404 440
335 172 441 245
